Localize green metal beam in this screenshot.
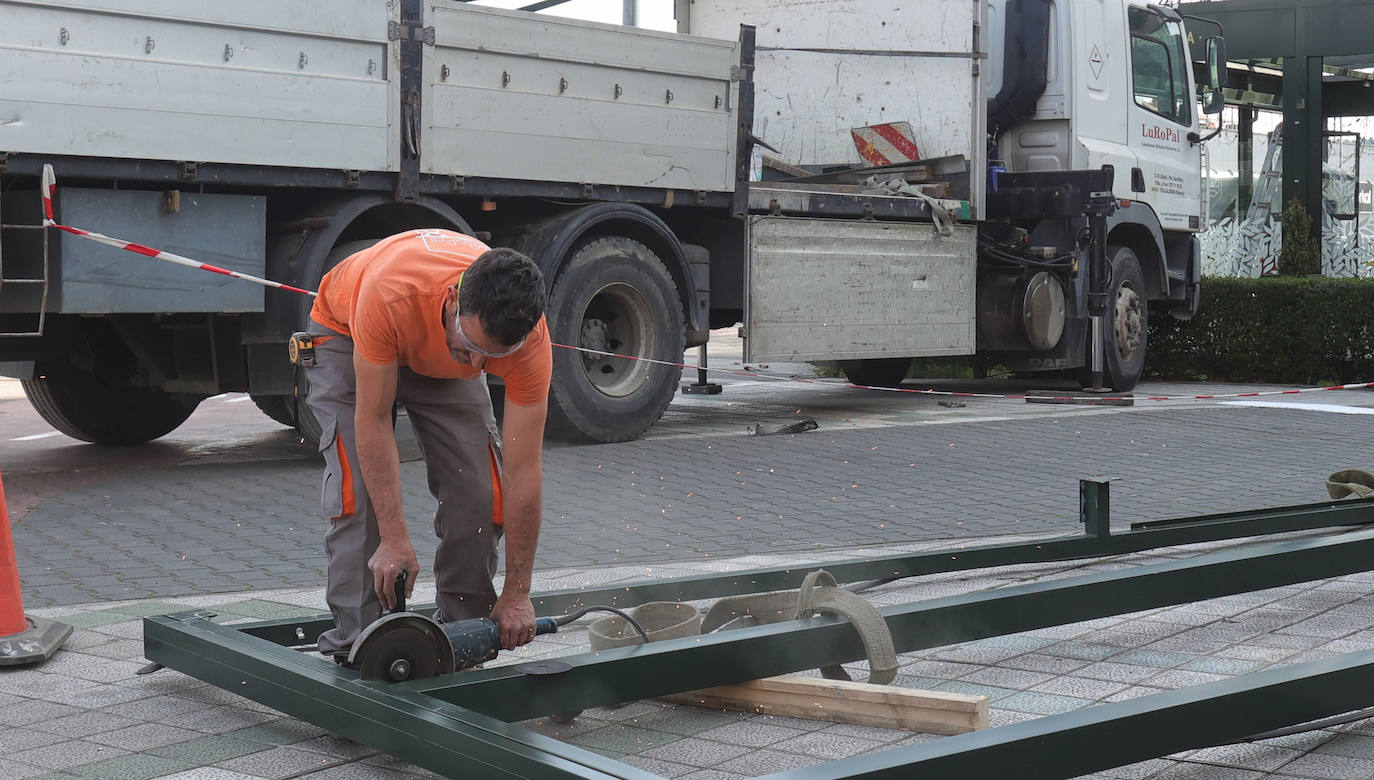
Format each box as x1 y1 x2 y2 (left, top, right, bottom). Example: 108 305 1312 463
236 496 1374 648
1325 81 1374 117
1180 0 1374 60
768 649 1374 779
419 527 1374 722
143 611 656 780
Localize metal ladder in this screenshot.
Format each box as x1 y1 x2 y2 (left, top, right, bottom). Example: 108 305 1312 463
0 186 51 337
1246 128 1284 223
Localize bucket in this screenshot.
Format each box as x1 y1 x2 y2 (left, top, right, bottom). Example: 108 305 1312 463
588 602 701 650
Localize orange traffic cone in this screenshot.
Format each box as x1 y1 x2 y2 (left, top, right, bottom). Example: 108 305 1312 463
0 468 71 665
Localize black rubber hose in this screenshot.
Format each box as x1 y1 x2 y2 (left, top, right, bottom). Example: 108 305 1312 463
553 605 651 644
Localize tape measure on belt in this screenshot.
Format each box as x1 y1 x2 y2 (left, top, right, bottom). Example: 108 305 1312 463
288 332 337 367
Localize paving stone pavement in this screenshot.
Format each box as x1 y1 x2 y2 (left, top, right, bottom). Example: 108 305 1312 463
5 535 1374 779
6 378 1374 778
10 398 1374 608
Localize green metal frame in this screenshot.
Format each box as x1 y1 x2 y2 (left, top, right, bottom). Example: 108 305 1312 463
775 648 1374 779
232 483 1374 647
144 493 1374 779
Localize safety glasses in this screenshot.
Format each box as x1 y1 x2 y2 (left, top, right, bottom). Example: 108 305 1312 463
453 298 525 359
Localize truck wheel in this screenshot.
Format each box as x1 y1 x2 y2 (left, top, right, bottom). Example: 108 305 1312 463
22 363 201 444
546 237 684 443
251 394 296 428
841 358 911 387
1090 246 1148 391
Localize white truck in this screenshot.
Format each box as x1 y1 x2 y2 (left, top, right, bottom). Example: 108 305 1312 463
0 0 1225 444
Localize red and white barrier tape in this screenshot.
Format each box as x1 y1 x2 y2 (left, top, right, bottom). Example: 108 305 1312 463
41 165 317 297
842 381 1374 402
37 165 1374 405
561 343 1374 401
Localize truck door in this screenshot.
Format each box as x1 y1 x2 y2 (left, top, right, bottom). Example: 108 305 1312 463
1127 6 1200 231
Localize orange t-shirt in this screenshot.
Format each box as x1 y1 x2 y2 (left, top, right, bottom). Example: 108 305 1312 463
311 229 552 406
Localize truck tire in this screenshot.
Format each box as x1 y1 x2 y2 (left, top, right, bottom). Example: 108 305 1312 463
546 236 684 443
1091 246 1148 391
22 363 201 445
841 358 912 388
250 394 296 428
295 382 325 446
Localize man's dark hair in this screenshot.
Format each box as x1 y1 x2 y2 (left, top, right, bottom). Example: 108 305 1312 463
458 248 546 346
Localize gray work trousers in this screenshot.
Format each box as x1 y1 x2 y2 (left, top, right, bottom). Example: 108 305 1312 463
304 320 503 657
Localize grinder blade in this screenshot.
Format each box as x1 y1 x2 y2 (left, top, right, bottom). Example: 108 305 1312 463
347 613 456 682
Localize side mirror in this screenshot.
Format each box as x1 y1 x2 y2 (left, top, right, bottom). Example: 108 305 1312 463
1203 89 1225 115
1206 36 1228 90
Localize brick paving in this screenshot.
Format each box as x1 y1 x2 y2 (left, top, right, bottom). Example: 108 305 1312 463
4 378 1374 778
9 398 1374 609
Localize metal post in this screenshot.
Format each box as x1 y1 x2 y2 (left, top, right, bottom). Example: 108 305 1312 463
1085 203 1110 391
1282 52 1326 254
1080 477 1111 537
394 0 424 203
680 344 722 394
1238 101 1254 214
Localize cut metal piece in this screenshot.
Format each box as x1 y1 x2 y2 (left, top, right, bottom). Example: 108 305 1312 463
515 660 573 676
349 613 454 682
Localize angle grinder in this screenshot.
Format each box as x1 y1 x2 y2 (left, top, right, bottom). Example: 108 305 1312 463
347 573 647 682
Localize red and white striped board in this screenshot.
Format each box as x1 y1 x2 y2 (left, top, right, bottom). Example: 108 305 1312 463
850 122 920 167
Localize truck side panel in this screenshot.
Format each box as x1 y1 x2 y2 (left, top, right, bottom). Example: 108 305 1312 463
54 189 265 314
688 0 984 191
0 0 392 171
423 2 739 192
744 217 976 363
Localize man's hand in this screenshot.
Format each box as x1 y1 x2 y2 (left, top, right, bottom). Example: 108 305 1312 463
368 537 419 611
490 591 537 650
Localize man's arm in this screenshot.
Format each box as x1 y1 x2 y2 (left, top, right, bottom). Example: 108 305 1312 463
353 353 418 609
488 396 547 649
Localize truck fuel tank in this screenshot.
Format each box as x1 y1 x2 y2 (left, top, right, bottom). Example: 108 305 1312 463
977 271 1066 352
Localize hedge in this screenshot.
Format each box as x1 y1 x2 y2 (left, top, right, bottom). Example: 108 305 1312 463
1146 276 1374 384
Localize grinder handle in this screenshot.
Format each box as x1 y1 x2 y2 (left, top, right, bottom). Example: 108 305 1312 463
393 571 408 614
535 616 558 635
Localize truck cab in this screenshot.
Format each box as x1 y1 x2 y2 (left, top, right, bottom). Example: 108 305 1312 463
983 0 1224 387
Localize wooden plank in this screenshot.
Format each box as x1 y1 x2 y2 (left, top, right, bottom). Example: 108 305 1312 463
661 674 988 735
762 155 813 179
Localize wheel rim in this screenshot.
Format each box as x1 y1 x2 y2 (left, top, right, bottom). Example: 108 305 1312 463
578 283 657 398
1114 283 1144 363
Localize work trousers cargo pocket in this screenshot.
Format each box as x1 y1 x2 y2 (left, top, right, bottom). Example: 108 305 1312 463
318 420 355 520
